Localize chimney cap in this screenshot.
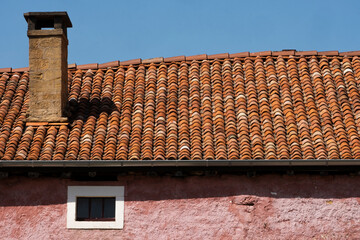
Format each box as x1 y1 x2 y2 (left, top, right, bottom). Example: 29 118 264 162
24 12 72 28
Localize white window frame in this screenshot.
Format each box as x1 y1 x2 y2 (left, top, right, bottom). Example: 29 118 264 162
67 186 124 229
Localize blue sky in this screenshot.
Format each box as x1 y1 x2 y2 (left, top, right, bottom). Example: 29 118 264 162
1 0 360 68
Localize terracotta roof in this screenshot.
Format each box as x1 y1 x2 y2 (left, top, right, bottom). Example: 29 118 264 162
1 53 360 160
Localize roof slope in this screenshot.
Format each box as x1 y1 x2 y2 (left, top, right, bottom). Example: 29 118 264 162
1 54 360 160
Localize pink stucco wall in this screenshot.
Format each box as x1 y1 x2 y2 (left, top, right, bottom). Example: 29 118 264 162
0 174 360 239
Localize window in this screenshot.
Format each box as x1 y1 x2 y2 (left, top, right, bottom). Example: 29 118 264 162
67 186 124 229
76 197 115 221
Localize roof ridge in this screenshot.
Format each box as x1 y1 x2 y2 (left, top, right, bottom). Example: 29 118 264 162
2 50 360 73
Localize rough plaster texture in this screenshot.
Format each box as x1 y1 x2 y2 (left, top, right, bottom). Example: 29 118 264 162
27 29 68 122
0 174 360 239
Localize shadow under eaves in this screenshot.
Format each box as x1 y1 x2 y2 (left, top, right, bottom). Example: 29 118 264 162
0 174 360 207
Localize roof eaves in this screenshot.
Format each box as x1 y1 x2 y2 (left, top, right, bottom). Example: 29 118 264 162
2 160 360 168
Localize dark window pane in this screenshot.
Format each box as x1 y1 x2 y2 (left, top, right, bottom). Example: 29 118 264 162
76 197 116 221
76 198 89 220
90 198 103 219
103 198 115 219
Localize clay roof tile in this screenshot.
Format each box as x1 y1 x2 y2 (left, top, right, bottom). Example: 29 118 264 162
3 50 360 161
77 63 98 70
250 51 272 57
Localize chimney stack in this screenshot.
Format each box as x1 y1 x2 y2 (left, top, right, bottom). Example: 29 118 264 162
24 12 72 122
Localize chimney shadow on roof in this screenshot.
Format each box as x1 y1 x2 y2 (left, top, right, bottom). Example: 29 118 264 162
68 97 117 122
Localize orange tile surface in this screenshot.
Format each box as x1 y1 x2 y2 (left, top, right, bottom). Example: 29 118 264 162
2 54 360 160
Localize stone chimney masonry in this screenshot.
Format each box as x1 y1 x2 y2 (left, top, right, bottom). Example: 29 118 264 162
24 12 72 122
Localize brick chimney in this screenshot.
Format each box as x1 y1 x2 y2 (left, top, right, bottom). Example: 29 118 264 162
24 12 72 122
